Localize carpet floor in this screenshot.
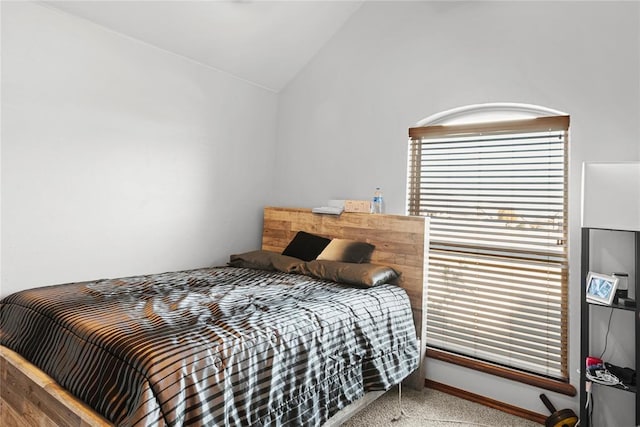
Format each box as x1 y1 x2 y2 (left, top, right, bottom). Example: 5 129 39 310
342 387 543 427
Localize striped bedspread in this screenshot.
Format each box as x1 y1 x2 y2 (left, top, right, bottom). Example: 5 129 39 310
0 267 418 426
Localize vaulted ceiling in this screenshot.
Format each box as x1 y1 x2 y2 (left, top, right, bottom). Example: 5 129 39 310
41 0 365 92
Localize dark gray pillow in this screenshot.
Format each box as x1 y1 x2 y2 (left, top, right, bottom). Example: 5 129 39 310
316 238 375 263
228 250 305 273
301 260 399 287
281 231 331 261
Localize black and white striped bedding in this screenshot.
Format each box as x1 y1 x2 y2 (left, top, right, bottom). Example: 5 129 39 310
0 266 418 426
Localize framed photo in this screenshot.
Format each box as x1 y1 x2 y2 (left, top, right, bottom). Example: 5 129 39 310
586 272 619 306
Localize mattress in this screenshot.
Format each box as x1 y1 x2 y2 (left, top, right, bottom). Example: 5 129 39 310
0 266 418 426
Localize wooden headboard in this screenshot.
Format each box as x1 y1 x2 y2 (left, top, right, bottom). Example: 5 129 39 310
261 207 429 389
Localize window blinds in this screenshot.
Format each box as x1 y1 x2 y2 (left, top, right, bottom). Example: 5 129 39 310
408 116 569 380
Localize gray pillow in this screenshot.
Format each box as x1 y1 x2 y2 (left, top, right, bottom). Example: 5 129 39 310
300 260 399 287
228 250 305 273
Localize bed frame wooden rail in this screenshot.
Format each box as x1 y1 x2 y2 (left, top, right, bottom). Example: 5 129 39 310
0 207 429 426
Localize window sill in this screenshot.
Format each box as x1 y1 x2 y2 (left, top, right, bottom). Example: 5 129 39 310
427 348 577 397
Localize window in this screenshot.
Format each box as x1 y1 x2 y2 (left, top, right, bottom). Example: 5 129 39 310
407 105 571 392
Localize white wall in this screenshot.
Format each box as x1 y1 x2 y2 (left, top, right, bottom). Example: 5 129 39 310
275 1 640 424
0 2 278 297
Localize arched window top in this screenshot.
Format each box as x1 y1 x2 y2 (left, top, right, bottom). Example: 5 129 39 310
416 102 568 127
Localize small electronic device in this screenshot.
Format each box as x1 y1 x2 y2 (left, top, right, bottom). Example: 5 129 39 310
586 272 619 306
619 297 636 308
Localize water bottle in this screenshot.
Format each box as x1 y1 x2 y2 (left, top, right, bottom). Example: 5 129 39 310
372 187 383 214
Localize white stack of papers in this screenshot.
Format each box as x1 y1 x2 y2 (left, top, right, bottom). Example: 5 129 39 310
312 206 344 215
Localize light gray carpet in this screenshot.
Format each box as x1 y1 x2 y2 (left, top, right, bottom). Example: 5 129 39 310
342 387 542 426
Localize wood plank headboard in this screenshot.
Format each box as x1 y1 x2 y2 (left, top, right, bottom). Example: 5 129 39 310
261 207 429 389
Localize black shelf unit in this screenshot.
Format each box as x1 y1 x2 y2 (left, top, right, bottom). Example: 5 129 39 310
580 227 640 426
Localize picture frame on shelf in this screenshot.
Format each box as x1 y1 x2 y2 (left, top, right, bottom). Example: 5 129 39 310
586 271 619 306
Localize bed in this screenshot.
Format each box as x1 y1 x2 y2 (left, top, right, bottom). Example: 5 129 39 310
0 207 428 426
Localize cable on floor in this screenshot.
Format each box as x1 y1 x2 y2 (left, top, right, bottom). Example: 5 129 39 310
389 383 498 427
